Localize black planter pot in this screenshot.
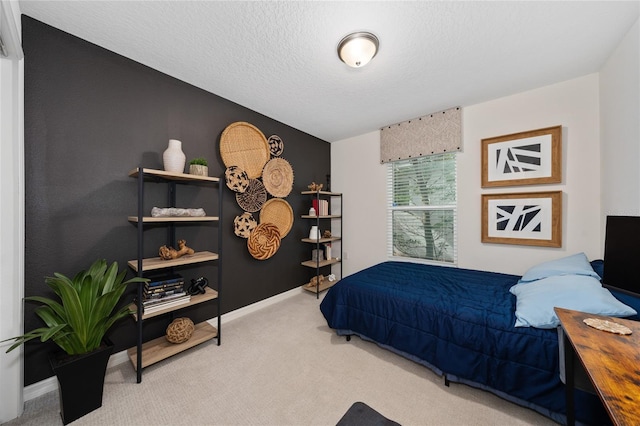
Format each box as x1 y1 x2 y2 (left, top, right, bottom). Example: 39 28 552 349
49 341 113 425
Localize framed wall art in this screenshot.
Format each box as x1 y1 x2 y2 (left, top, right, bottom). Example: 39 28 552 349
481 191 562 247
481 125 562 187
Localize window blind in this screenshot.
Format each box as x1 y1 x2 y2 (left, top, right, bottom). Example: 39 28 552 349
387 153 457 264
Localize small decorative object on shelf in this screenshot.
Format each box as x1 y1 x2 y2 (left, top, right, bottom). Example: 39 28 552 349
325 243 331 260
323 230 332 238
159 239 195 260
163 139 186 173
307 181 323 191
188 277 209 295
312 249 324 262
306 274 325 288
166 317 195 344
189 157 208 176
151 207 206 217
309 206 316 216
309 225 320 240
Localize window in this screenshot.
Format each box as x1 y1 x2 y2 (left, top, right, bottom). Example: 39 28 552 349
387 153 457 264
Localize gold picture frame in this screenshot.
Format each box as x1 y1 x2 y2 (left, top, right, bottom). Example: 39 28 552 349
481 191 562 247
481 125 562 187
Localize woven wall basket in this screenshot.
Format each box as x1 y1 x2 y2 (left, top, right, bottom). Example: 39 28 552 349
234 212 257 238
220 122 270 179
267 134 284 157
247 222 281 260
262 157 294 198
225 165 249 193
260 198 293 238
236 179 267 212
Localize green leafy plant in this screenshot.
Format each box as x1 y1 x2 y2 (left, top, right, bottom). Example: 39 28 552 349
189 157 208 166
3 259 147 355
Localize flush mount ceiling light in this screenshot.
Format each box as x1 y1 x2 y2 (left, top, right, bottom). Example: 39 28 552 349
337 31 379 68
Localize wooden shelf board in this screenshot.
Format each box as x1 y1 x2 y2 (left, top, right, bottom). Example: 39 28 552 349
128 216 219 223
301 190 342 196
127 251 218 272
302 279 339 294
129 168 220 183
301 215 341 219
127 321 217 370
301 258 341 268
129 287 219 321
301 237 341 244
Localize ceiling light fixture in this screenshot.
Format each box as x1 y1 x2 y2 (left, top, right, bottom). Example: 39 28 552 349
337 31 379 68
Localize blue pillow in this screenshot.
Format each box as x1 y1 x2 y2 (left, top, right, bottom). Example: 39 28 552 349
519 252 600 283
510 275 637 328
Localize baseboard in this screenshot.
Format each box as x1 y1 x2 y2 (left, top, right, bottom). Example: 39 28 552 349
24 287 301 401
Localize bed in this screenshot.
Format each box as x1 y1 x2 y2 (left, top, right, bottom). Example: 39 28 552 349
319 258 640 425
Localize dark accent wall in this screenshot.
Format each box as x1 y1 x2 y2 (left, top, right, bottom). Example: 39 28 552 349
22 16 330 385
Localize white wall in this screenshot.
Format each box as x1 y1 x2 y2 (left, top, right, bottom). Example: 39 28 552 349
333 73 602 276
331 131 388 276
0 0 24 422
600 18 639 224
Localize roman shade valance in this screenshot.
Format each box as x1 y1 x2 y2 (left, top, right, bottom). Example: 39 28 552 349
380 107 462 163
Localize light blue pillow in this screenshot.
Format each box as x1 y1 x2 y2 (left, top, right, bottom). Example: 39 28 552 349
519 252 600 283
510 275 637 329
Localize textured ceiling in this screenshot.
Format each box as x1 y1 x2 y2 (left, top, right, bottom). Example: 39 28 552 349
17 1 640 142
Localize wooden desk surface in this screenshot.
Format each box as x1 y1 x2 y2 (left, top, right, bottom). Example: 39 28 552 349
555 307 640 426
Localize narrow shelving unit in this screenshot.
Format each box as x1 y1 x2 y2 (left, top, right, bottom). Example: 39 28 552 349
300 190 343 298
127 167 222 382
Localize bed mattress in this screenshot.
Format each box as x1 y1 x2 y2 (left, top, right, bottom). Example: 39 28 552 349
319 261 610 424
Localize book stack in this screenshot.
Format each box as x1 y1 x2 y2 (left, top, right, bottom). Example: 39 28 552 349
312 199 329 216
141 274 190 314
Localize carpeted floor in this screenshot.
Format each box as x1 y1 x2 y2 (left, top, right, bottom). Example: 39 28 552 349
5 291 558 425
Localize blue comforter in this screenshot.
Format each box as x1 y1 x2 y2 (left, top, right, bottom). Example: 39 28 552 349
319 261 612 424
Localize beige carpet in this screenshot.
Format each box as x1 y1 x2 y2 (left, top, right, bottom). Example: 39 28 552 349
5 291 557 426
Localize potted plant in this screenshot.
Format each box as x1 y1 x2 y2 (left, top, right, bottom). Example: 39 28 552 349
3 259 148 424
189 157 208 176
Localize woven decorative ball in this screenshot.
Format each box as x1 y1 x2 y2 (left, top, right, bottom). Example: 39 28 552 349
247 222 281 260
166 317 195 344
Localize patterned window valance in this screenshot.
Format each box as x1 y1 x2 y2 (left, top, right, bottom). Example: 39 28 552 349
380 107 462 163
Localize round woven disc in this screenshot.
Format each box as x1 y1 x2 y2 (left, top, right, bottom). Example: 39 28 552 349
260 198 294 238
225 166 249 193
268 135 284 157
220 122 270 179
233 212 257 238
236 179 267 212
262 158 294 198
247 222 281 260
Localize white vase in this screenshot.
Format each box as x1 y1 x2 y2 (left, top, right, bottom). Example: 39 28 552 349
309 225 320 240
163 139 186 173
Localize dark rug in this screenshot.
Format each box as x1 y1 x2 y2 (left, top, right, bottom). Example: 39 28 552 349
336 402 401 426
